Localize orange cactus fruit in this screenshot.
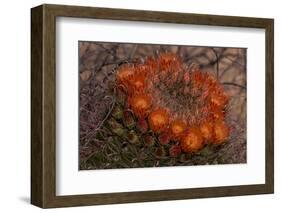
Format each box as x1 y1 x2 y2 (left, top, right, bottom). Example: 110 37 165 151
213 120 230 145
170 119 187 140
191 70 204 82
180 128 204 153
116 65 134 85
129 94 151 118
159 53 183 83
148 108 169 133
128 74 146 93
209 91 229 109
159 52 178 63
135 64 149 74
199 121 213 142
144 57 158 75
158 53 182 72
211 106 225 120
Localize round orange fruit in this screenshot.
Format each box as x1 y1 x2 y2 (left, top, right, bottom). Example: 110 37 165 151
199 121 213 142
116 65 133 85
170 120 186 140
213 120 229 144
129 94 151 118
127 74 146 94
181 128 204 153
148 109 169 133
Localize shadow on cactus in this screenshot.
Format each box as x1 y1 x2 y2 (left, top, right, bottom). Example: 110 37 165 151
79 42 246 170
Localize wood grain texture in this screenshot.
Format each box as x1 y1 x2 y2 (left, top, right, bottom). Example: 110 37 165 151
31 5 43 207
31 4 274 208
265 20 274 193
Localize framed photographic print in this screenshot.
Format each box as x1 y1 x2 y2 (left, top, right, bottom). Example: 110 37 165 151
31 4 274 208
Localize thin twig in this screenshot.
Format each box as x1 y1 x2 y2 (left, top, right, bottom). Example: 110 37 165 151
94 94 116 132
210 48 219 80
222 82 246 90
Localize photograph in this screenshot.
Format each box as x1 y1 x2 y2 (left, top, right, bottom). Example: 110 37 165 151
79 42 247 170
29 3 274 208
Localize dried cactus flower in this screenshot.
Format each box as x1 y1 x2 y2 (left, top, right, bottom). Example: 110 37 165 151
169 145 182 157
158 132 171 145
155 146 167 158
127 130 140 144
112 105 123 119
107 118 125 136
136 118 148 133
123 111 135 129
144 135 155 147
